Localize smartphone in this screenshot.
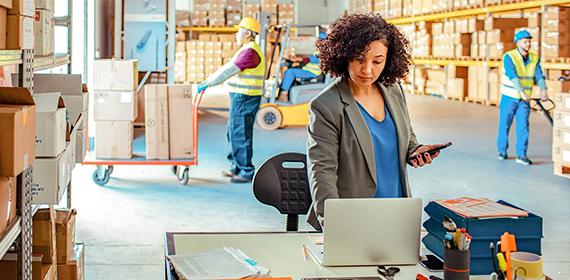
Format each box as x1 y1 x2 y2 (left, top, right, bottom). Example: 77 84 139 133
420 254 444 272
407 142 453 165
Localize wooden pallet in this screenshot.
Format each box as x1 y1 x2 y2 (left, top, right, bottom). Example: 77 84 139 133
465 96 487 105
554 162 570 180
446 96 464 102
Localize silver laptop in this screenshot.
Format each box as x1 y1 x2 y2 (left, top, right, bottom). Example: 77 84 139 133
306 198 422 266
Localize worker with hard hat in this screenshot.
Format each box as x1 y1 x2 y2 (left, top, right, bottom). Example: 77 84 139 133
197 17 266 183
497 29 548 166
277 32 326 101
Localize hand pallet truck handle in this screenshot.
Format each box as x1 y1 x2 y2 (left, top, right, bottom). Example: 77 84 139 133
529 98 554 127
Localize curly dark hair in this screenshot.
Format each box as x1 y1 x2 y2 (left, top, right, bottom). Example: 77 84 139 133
317 13 412 86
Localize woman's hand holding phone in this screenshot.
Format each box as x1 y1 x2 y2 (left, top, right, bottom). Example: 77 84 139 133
408 142 452 168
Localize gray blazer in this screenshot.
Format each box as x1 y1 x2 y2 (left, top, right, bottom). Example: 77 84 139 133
306 78 421 231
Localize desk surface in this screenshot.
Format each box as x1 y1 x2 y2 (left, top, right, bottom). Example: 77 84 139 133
165 231 497 280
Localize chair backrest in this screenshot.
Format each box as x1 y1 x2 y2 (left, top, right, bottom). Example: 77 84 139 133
253 152 312 230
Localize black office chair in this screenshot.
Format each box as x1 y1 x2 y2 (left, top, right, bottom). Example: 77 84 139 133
253 152 312 231
293 73 326 86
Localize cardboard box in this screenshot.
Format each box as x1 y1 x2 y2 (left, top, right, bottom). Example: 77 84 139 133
555 93 570 113
486 29 514 44
553 129 570 165
0 177 15 234
0 88 36 177
144 84 169 160
34 9 53 56
93 91 137 121
447 78 466 100
35 0 54 11
468 66 478 99
57 244 84 280
8 0 34 16
0 0 11 8
95 121 133 159
61 92 88 127
33 92 67 158
41 264 56 280
543 31 570 45
554 110 570 129
0 254 42 280
168 85 194 159
75 124 87 163
0 7 6 49
32 150 66 204
33 74 83 96
484 17 527 31
6 15 34 49
547 81 570 97
55 209 76 264
542 44 570 58
33 208 56 264
92 60 138 91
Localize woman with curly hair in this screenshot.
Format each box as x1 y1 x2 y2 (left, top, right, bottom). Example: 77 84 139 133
307 13 445 231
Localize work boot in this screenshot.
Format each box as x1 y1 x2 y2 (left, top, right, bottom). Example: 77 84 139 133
516 157 533 165
498 153 507 160
230 175 252 184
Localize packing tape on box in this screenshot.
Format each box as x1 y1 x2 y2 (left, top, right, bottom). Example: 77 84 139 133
510 252 543 280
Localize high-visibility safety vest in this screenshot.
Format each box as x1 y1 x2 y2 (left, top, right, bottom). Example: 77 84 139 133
226 41 266 96
302 54 322 76
500 49 538 99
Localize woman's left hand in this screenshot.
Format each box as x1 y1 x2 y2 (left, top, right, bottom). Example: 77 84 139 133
409 144 443 168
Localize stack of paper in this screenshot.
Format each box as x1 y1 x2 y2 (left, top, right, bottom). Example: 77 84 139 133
167 247 270 280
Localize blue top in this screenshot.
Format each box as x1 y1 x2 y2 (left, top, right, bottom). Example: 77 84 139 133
356 102 402 198
503 49 546 89
308 54 319 64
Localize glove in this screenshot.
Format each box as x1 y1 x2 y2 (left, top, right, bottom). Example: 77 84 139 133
197 82 208 93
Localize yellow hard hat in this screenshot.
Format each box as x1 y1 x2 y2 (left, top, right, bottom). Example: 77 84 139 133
235 17 260 34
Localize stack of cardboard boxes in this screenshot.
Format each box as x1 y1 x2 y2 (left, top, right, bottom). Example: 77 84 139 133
5 0 35 50
209 0 225 27
0 0 7 49
243 4 260 19
388 0 402 18
204 41 224 77
261 0 277 25
177 36 239 84
553 88 570 179
93 60 138 159
174 41 187 83
191 0 208 27
373 0 388 17
348 0 372 14
446 65 469 101
277 4 294 26
186 40 206 83
34 0 54 56
225 0 241 27
144 84 196 160
542 7 570 59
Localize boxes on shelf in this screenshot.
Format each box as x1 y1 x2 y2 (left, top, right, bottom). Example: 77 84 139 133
190 11 207 27
0 88 36 177
144 84 170 160
226 11 241 27
32 92 66 158
8 0 34 17
243 4 260 18
0 254 43 280
33 207 57 264
95 121 133 159
32 148 68 204
226 0 241 11
169 85 195 159
0 7 6 49
57 243 84 280
55 209 76 264
0 177 16 235
34 8 54 56
484 17 527 32
6 14 34 49
554 93 570 113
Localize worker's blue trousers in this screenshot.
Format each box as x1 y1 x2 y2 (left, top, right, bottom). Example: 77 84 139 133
497 95 530 158
280 68 317 91
227 93 261 180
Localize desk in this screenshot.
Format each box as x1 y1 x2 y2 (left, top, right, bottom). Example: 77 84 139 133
165 232 498 280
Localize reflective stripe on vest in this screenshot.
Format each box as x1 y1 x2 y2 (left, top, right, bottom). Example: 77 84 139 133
500 49 538 99
302 62 322 76
226 41 266 96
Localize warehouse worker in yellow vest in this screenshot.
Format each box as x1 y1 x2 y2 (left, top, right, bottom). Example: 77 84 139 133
197 17 266 183
497 30 548 166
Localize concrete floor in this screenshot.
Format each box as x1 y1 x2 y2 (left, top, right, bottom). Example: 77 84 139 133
72 94 570 280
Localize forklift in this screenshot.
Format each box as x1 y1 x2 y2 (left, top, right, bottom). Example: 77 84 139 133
256 24 333 130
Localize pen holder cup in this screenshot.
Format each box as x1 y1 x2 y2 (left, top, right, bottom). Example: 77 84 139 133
444 248 470 280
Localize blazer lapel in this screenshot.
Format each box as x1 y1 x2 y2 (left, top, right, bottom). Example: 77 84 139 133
378 83 407 165
337 79 377 186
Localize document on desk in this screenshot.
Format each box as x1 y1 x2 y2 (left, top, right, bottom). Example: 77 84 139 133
167 247 270 279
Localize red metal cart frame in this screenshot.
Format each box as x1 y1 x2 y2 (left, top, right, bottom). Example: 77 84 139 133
82 91 204 186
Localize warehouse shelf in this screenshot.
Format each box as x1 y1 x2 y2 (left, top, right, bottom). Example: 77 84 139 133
177 26 238 33
388 0 570 24
543 62 570 70
0 50 23 67
0 217 22 260
34 54 71 71
413 57 501 67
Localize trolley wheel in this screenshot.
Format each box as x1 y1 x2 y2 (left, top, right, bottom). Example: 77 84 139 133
92 168 110 186
256 106 282 131
171 165 178 176
107 165 114 175
178 168 190 185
